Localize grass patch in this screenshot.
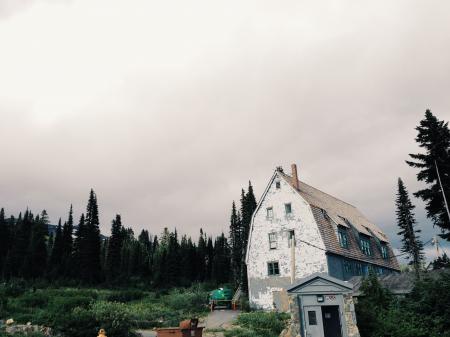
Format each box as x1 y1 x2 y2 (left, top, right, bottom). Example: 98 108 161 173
0 283 210 337
224 312 290 337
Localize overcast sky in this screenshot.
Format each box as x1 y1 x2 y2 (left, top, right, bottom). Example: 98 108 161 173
1 0 449 262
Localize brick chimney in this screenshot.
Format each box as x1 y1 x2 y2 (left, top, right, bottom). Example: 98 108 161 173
291 163 299 190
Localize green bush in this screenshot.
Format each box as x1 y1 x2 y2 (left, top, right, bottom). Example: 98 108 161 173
105 290 144 303
50 295 92 312
16 292 49 308
90 301 134 337
163 289 208 312
236 312 289 336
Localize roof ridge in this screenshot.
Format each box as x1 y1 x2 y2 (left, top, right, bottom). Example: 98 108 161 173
281 172 357 209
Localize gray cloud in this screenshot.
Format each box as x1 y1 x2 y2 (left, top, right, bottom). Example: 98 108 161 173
0 0 449 261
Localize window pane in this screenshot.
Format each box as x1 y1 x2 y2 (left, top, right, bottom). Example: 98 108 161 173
285 203 292 214
276 181 281 189
274 262 279 275
308 311 317 325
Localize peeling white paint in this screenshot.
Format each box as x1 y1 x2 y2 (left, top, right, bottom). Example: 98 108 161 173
247 171 328 310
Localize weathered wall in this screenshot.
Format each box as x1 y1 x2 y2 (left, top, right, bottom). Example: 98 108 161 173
247 172 328 310
280 294 360 337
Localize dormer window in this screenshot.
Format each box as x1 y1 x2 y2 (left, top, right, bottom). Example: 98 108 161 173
360 235 372 256
381 244 389 259
266 207 273 219
276 181 281 189
338 227 349 249
285 203 292 215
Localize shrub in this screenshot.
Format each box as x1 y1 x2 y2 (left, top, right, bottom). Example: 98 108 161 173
163 289 207 312
105 290 144 303
236 312 289 336
16 292 49 308
90 301 134 337
50 296 92 312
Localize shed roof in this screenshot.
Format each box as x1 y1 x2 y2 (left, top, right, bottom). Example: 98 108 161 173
288 273 353 294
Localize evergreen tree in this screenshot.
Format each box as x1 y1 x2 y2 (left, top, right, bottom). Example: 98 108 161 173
396 178 424 276
166 229 181 286
61 205 74 277
432 253 450 270
0 208 9 274
81 189 102 283
240 182 257 294
229 202 241 288
206 236 214 281
196 229 207 282
407 110 450 240
12 210 33 278
73 213 86 279
212 233 231 284
27 210 49 278
49 218 64 277
106 214 124 281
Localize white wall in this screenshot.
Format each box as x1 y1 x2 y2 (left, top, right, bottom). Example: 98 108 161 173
247 172 328 309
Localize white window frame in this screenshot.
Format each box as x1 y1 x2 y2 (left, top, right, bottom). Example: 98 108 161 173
268 232 277 249
266 207 274 219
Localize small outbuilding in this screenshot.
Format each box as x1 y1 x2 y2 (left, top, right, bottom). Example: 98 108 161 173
281 273 360 337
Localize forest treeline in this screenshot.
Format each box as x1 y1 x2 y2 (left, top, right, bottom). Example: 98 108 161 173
0 183 257 289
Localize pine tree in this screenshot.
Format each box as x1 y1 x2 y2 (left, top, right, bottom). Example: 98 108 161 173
212 233 231 284
396 178 425 276
81 189 102 283
27 210 49 278
407 110 450 240
73 213 86 279
61 205 74 277
229 202 241 288
49 218 64 277
13 210 33 278
0 208 9 275
196 228 207 282
106 214 124 281
240 182 257 294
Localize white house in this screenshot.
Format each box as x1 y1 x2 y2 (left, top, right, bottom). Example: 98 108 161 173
245 164 400 310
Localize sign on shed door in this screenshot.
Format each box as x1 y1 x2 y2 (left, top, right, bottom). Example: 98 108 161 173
304 306 324 337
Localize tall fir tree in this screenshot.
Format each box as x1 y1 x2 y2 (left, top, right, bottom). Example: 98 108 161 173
106 214 124 281
196 228 207 282
27 210 49 278
0 208 9 275
72 213 86 279
212 233 231 284
82 189 102 283
406 110 450 240
49 218 64 277
396 178 425 276
61 205 74 277
229 201 241 288
240 182 257 294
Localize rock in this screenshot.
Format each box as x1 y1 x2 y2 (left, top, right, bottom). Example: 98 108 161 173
6 318 14 325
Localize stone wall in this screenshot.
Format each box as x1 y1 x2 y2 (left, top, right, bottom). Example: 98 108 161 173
343 294 360 337
247 171 328 310
279 294 361 337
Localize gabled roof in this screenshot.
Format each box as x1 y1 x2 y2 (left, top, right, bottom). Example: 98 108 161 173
280 172 389 242
279 172 400 271
287 273 353 294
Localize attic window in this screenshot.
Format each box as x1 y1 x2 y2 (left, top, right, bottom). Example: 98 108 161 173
276 181 281 189
381 244 389 259
338 227 349 249
360 235 372 256
266 207 273 219
285 203 292 215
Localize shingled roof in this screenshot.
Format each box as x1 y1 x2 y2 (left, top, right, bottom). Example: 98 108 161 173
279 171 400 271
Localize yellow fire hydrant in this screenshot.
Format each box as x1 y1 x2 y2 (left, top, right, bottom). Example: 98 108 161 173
98 329 107 337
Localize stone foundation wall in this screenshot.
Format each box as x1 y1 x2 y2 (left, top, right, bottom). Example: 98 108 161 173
279 294 360 337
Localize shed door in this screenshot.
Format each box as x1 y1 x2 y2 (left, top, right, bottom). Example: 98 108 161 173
304 306 324 337
321 305 342 337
